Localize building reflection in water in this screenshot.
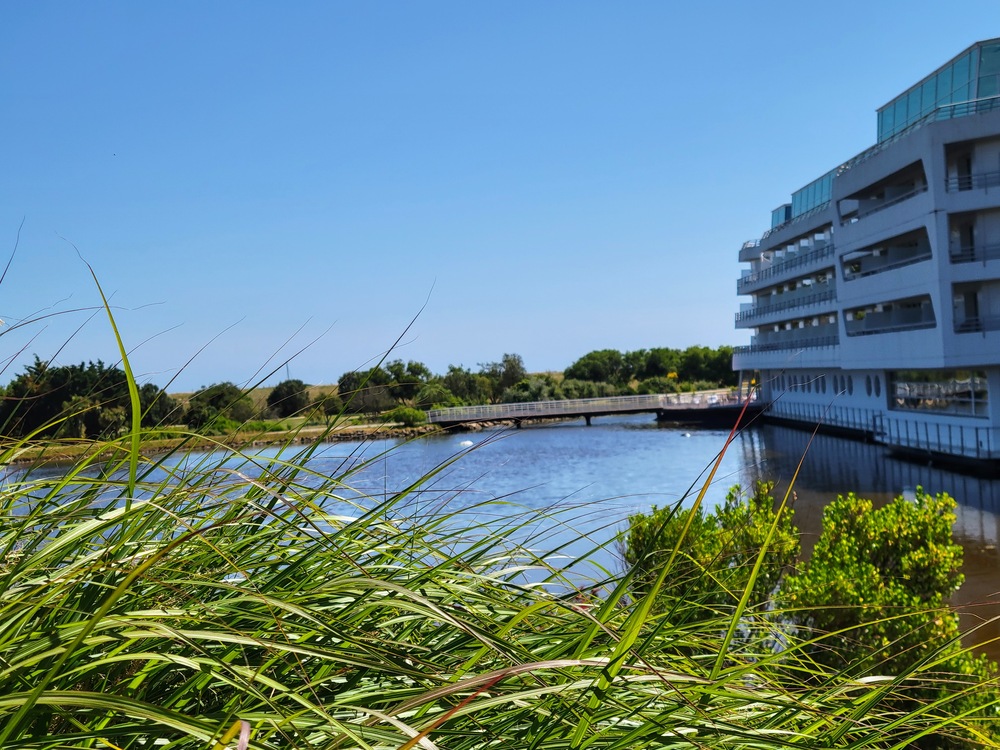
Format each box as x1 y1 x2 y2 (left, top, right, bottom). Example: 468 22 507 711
736 423 1000 659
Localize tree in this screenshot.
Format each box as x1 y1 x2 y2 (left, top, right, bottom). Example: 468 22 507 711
338 367 394 413
640 348 680 380
479 354 527 404
564 349 628 386
501 374 562 403
267 379 310 418
139 383 180 427
441 365 490 405
384 359 431 402
185 382 254 429
311 391 343 426
0 357 174 438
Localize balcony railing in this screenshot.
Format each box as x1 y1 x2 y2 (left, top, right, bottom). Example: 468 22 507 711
735 289 836 323
733 334 839 355
759 201 831 242
845 315 935 337
950 241 1000 263
955 315 1000 333
737 244 834 292
843 250 932 280
945 169 1000 192
842 184 928 224
837 95 1000 176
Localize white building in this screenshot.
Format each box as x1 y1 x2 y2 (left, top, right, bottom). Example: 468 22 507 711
734 39 1000 464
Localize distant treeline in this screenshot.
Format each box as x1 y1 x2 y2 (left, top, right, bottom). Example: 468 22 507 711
0 346 735 437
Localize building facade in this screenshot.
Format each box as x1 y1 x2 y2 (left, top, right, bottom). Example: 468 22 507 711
734 39 1000 463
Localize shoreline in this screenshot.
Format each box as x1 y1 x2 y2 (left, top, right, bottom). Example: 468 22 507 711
3 422 447 468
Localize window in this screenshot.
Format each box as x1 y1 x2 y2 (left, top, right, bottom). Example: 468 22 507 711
889 369 988 417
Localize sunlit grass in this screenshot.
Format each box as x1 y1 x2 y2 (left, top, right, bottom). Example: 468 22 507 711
0 408 996 749
0 276 995 748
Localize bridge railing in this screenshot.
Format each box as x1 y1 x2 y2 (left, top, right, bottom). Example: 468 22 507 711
426 390 734 424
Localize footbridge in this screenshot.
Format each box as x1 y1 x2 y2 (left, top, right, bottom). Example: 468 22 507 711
427 390 761 429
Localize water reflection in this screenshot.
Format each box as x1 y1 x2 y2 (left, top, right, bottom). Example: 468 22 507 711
737 424 1000 658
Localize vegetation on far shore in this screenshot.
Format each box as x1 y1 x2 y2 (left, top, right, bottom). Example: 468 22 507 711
0 346 737 447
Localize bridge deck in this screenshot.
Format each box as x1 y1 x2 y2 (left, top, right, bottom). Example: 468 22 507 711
427 390 751 427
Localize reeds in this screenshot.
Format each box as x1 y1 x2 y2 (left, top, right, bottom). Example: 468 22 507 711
0 284 995 748
0 414 997 749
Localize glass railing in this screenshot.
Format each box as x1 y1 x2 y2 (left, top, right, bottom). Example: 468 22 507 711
955 314 1000 333
838 95 1000 176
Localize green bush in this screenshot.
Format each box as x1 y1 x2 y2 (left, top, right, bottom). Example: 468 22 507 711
383 405 426 426
781 489 1000 748
623 481 798 619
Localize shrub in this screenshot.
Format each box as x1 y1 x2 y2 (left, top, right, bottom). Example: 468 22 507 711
623 481 798 619
383 405 426 427
781 489 1000 748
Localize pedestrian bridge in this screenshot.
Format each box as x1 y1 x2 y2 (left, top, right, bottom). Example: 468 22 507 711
427 390 758 428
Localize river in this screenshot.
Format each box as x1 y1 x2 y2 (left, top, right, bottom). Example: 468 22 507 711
17 413 1000 658
298 414 1000 658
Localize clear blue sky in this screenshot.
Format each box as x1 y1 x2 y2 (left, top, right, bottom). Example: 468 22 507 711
2 2 998 392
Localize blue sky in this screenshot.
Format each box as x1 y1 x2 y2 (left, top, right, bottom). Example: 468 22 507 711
2 2 998 392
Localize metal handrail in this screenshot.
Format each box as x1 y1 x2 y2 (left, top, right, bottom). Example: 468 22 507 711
733 335 838 355
843 250 932 279
945 170 1000 192
843 184 928 224
838 95 1000 175
426 390 733 424
950 241 1000 263
735 289 836 322
737 245 834 291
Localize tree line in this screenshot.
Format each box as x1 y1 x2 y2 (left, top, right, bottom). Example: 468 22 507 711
0 345 736 436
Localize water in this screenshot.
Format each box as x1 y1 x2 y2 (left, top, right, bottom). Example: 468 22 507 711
14 414 1000 655
297 415 1000 656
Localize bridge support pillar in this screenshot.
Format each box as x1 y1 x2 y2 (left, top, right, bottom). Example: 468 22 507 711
584 415 592 426
514 419 522 429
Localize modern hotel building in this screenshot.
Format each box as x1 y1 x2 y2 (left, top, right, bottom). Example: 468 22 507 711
734 39 1000 463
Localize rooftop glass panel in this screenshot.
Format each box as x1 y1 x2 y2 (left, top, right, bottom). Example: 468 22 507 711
790 170 834 218
876 41 999 141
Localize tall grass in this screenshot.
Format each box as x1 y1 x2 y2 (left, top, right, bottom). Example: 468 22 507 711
1 409 998 749
0 282 996 748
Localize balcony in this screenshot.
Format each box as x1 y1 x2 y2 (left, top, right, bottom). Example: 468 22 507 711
735 289 836 323
733 333 838 355
842 230 932 280
840 183 928 224
737 244 835 293
845 297 936 337
945 169 1000 192
955 315 1000 333
950 241 1000 263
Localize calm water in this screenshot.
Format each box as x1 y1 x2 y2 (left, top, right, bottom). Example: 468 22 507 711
17 414 1000 655
297 415 1000 656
